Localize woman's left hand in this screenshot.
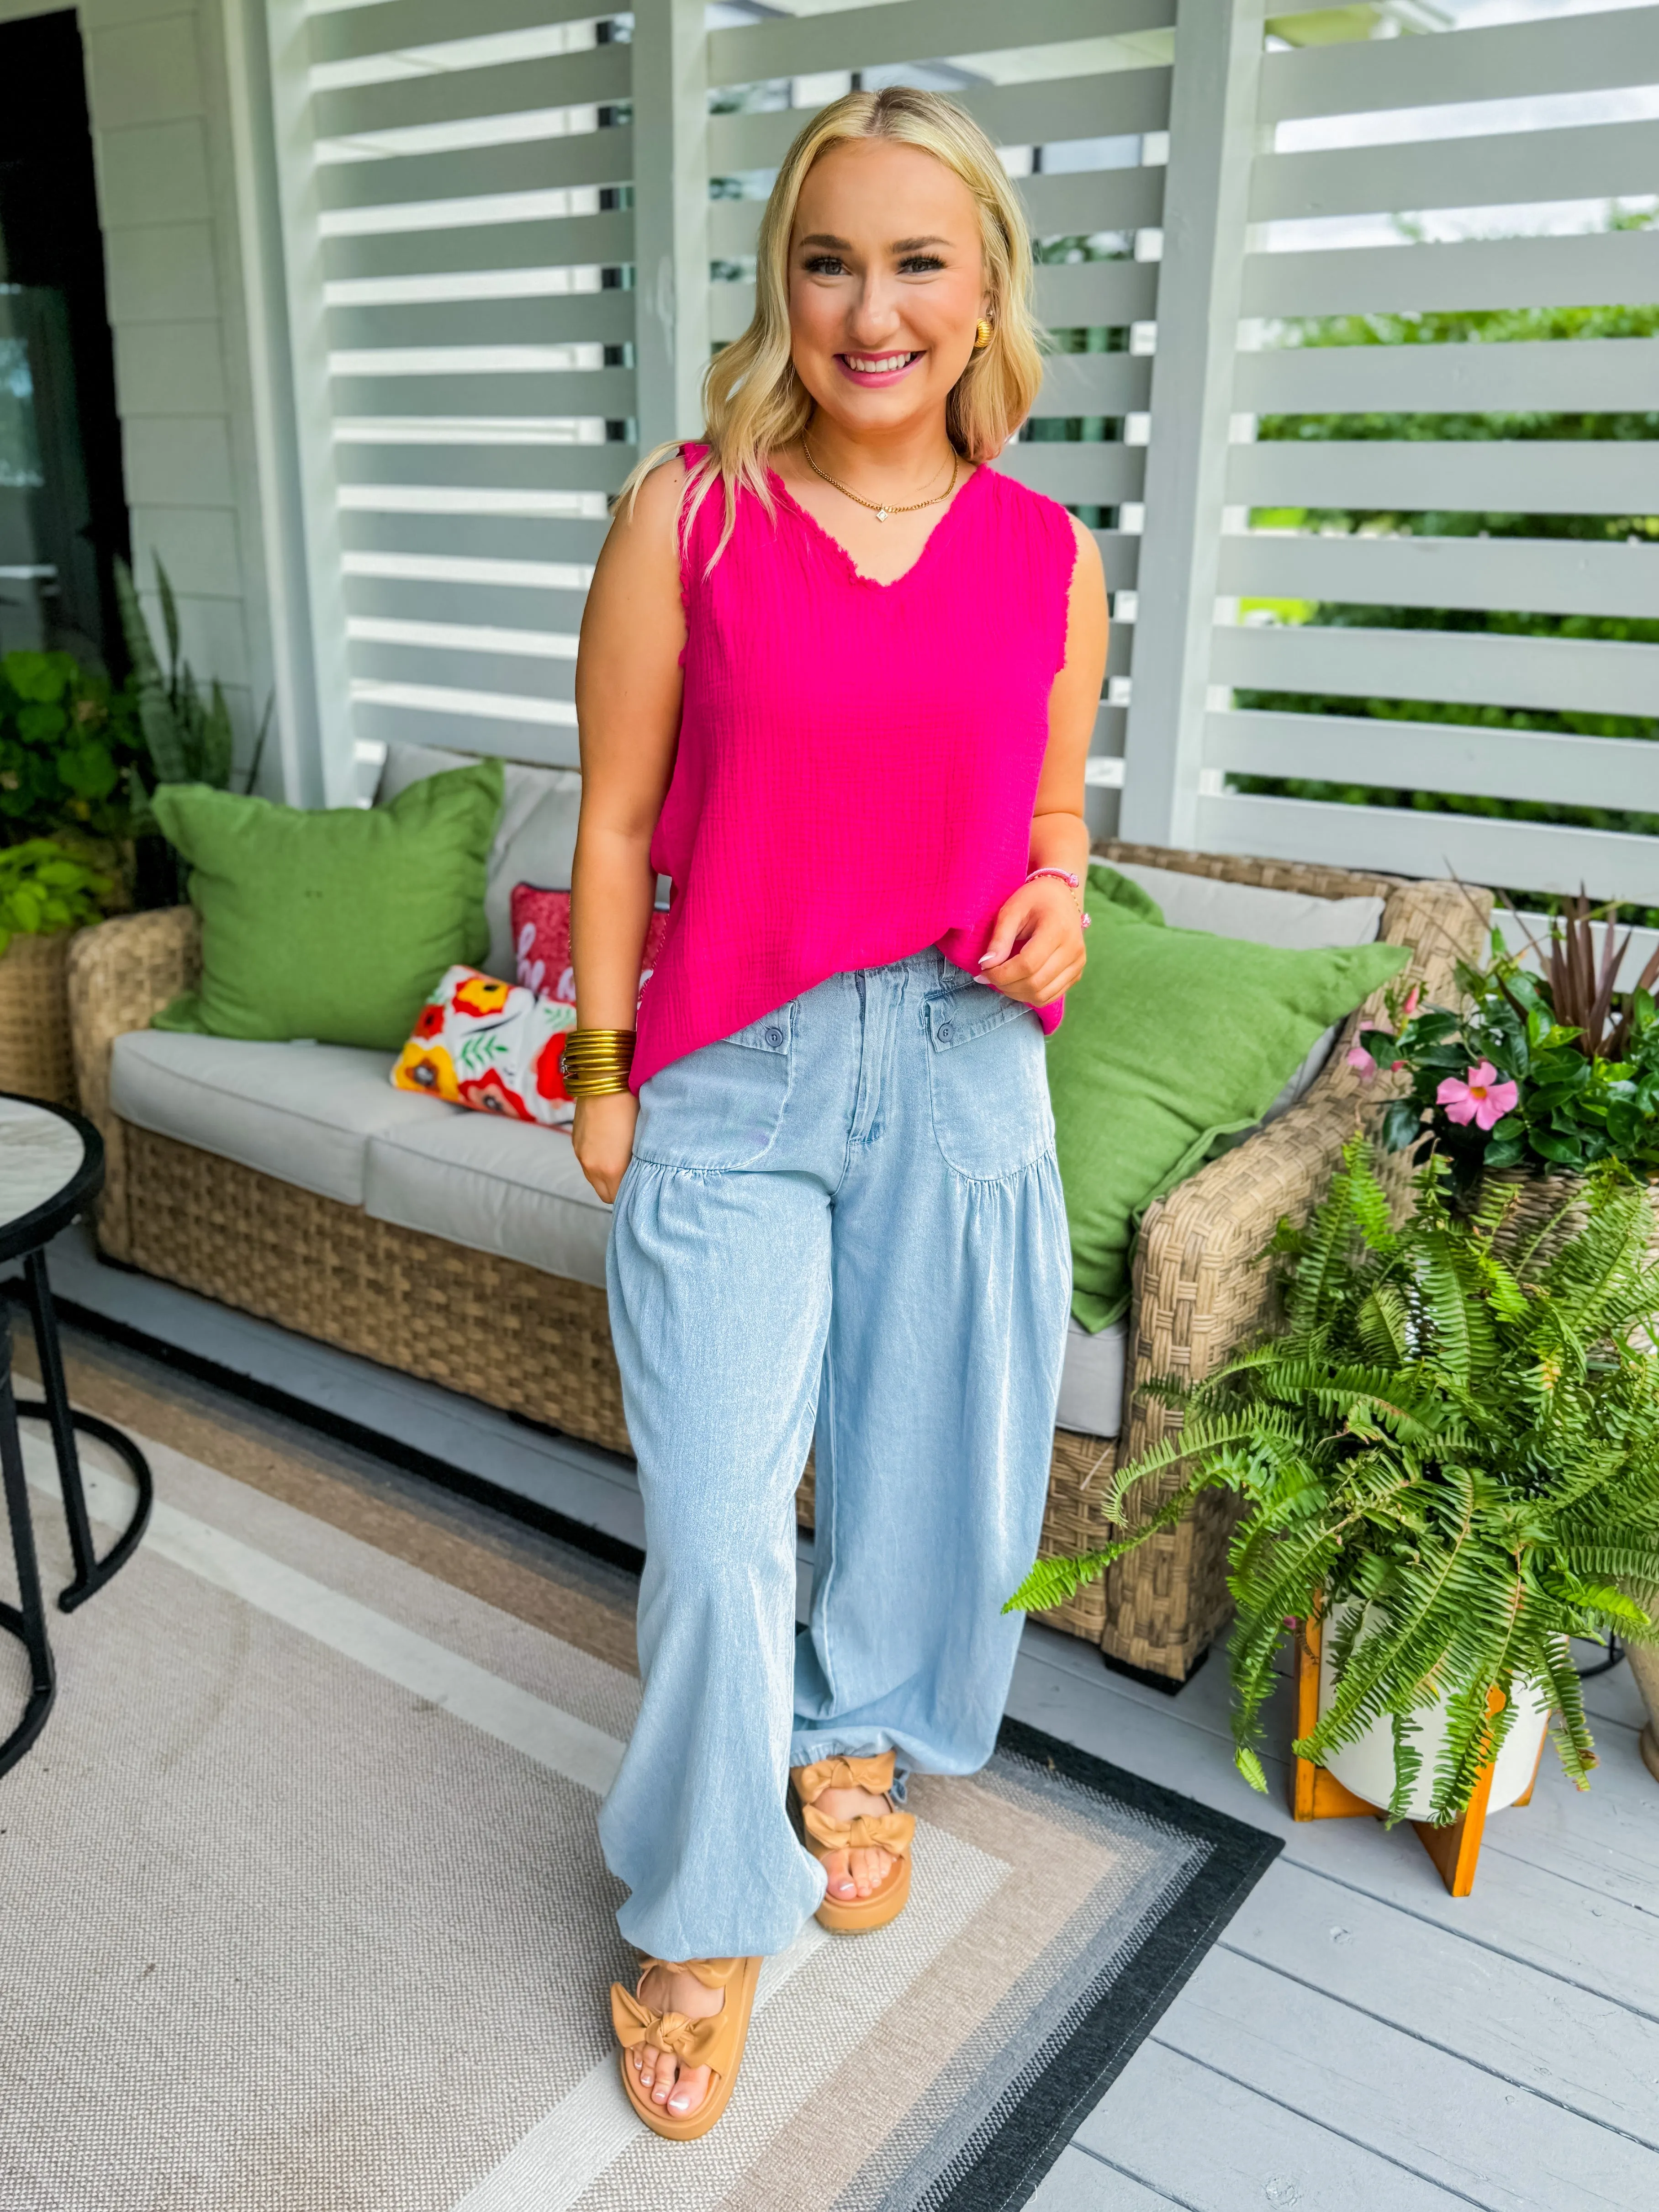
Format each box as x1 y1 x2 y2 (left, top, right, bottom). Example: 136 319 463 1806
977 878 1087 1008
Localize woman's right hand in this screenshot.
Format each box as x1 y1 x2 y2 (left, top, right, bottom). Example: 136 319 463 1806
573 1090 639 1203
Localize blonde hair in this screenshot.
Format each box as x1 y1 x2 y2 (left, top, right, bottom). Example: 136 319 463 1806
619 85 1045 567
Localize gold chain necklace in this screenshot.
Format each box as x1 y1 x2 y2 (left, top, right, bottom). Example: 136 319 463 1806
801 438 958 523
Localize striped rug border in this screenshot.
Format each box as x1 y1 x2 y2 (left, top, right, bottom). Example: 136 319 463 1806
935 1718 1282 2212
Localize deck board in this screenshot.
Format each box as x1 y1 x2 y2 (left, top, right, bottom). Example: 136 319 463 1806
1070 2040 1484 2210
1157 1946 1659 2211
1223 1862 1659 2143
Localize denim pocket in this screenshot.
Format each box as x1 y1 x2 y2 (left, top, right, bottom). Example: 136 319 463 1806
634 1002 796 1170
924 985 1052 1180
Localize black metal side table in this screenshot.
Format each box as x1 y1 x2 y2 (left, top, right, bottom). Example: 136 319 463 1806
0 1093 153 1777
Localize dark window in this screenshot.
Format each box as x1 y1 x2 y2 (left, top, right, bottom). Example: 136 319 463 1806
0 10 129 662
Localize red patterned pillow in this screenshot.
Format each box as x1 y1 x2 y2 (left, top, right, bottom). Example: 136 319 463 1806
511 885 669 1008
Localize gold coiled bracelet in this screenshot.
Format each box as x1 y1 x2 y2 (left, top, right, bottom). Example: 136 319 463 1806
560 1027 636 1098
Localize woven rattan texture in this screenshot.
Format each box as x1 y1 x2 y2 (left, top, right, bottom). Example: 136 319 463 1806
1485 1166 1659 1275
125 1127 633 1454
0 931 78 1106
67 905 201 1260
1083 855 1494 1680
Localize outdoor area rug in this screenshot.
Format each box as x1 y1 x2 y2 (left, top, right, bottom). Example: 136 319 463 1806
0 1322 1279 2212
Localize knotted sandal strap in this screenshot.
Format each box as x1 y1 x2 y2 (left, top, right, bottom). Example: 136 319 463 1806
800 1801 915 1856
791 1751 897 1806
610 1957 745 2078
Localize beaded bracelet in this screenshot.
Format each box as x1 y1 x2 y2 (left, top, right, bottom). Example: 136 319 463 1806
1025 866 1092 929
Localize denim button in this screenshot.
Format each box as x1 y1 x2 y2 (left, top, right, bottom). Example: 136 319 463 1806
936 1020 954 1043
764 1025 784 1048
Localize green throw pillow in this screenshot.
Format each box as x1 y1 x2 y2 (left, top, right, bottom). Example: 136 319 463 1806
151 760 503 1050
1048 863 1408 1332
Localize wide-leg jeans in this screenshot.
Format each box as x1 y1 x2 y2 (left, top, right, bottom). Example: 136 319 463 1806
598 950 1071 1960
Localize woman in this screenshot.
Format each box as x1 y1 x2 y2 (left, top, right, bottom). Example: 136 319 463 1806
569 86 1108 2141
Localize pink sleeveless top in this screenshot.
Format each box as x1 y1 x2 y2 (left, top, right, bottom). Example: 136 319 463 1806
631 443 1079 1092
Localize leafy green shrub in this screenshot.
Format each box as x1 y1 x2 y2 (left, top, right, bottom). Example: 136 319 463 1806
0 838 117 956
0 650 141 845
1009 1144 1659 1823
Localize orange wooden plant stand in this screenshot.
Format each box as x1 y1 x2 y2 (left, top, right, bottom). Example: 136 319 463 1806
1289 1608 1547 1897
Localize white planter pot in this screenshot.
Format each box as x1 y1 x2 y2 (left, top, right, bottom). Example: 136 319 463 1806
1317 1612 1552 1822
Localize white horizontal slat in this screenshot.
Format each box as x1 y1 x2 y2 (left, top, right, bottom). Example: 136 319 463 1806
1205 708 1659 811
1218 531 1659 619
316 129 632 217
327 294 636 350
1196 790 1659 905
329 374 634 423
1234 337 1659 418
311 45 629 142
708 70 1170 174
1227 440 1659 516
707 165 1162 259
339 511 609 565
1036 351 1151 415
351 697 580 769
1259 6 1659 123
708 0 1170 85
349 640 577 703
1242 228 1659 320
343 572 589 634
1250 120 1659 226
709 259 1158 344
335 443 632 494
322 210 633 282
993 443 1143 504
1212 621 1659 720
307 0 601 69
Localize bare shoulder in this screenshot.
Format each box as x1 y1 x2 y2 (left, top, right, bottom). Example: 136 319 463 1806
1067 510 1105 593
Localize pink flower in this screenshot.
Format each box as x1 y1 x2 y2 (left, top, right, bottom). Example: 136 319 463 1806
1401 985 1421 1021
1437 1060 1520 1132
1346 1046 1377 1080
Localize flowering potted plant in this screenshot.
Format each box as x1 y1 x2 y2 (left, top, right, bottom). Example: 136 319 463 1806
1350 898 1659 1198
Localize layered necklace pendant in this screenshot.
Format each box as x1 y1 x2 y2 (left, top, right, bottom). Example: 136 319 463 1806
873 507 889 523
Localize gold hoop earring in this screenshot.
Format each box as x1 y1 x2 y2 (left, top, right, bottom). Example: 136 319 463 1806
973 318 993 350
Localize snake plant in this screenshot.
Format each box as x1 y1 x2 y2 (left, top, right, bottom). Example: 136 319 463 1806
1009 1143 1659 1823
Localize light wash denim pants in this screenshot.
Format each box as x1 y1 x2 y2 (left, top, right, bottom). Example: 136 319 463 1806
599 950 1070 1960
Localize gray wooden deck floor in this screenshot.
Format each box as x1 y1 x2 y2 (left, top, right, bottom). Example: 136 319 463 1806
1010 1621 1659 2212
42 1225 1659 2212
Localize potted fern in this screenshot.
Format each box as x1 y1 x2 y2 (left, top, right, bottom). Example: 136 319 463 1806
1010 1143 1659 1826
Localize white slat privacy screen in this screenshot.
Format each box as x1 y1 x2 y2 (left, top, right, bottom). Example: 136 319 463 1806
291 0 639 783
266 0 1658 922
1132 0 1659 921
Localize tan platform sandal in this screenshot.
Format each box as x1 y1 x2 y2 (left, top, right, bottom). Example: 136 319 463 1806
790 1751 915 1934
611 1954 761 2142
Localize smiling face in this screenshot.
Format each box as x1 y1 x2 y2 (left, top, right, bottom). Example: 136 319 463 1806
787 138 989 438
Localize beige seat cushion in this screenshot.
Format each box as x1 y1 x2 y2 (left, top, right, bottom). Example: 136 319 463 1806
1055 1315 1127 1439
363 1113 611 1289
111 1031 456 1207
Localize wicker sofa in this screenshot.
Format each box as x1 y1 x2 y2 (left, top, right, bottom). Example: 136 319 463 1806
65 838 1488 1683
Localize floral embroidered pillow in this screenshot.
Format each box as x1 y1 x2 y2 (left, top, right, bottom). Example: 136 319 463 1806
391 964 576 1127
